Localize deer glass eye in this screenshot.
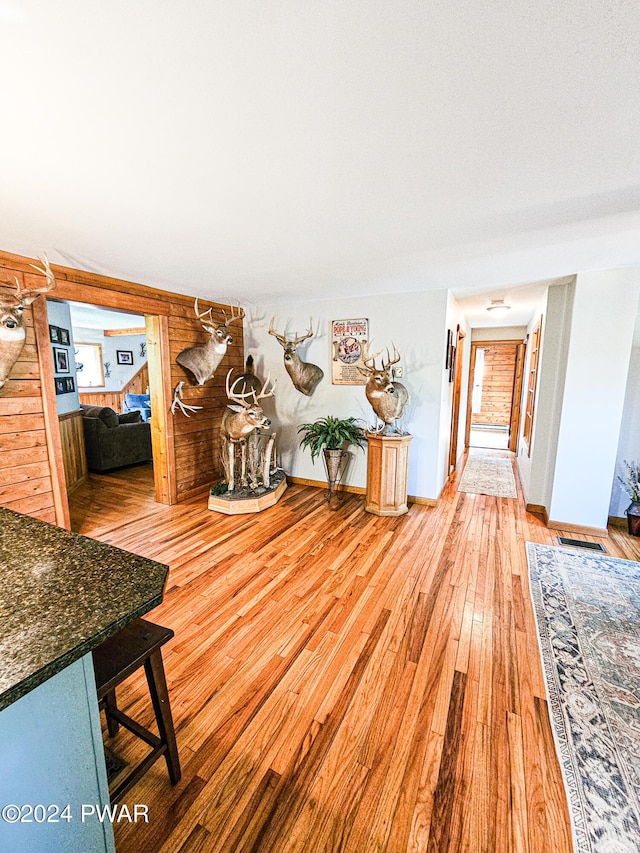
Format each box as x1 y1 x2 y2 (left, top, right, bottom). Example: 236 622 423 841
16 306 23 312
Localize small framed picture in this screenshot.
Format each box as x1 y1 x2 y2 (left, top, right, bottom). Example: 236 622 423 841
59 327 70 346
49 325 61 343
117 350 134 365
63 376 75 393
53 347 69 373
54 377 65 395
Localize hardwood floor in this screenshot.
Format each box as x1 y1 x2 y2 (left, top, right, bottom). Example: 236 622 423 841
69 457 639 852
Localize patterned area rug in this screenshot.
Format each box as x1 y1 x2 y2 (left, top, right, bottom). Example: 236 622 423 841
527 543 640 852
457 453 517 498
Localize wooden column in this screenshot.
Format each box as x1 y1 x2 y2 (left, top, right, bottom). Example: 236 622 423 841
365 432 412 516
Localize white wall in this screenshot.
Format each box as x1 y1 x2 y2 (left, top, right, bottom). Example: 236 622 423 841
72 328 147 393
609 301 640 517
471 325 527 342
548 270 640 529
519 281 575 509
516 288 549 503
245 289 450 500
47 299 79 415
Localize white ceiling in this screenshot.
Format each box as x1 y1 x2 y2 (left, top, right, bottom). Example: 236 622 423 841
2 1 640 316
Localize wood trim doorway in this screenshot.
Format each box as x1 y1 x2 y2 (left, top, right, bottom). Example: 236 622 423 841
465 339 525 453
35 288 175 527
448 325 466 474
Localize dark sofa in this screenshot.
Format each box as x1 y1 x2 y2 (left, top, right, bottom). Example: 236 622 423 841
80 404 152 473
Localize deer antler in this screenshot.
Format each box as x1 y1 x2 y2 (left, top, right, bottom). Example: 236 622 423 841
226 369 257 408
193 298 214 326
252 373 277 402
171 381 203 417
291 320 314 346
360 341 382 372
268 317 287 346
15 254 57 299
383 343 401 370
223 304 245 326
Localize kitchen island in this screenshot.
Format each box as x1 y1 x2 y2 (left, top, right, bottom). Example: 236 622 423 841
0 507 169 852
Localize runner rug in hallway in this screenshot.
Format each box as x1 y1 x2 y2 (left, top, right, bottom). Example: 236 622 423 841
457 453 517 498
527 543 640 853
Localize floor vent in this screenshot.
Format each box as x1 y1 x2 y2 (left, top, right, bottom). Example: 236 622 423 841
558 537 606 552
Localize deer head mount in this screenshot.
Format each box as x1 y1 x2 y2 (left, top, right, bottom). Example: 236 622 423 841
268 317 324 396
175 299 244 386
220 368 276 491
358 342 409 433
0 256 57 391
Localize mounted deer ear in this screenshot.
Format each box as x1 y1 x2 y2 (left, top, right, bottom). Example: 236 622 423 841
226 404 247 414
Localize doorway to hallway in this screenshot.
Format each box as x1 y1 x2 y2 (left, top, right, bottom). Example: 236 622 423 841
465 339 525 452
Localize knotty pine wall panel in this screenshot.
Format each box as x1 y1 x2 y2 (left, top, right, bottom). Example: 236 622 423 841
0 302 56 522
59 410 87 494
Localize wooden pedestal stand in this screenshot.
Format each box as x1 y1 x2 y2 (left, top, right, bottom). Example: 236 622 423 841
365 432 412 517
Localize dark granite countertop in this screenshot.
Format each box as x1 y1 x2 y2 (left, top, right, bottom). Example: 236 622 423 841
0 507 169 711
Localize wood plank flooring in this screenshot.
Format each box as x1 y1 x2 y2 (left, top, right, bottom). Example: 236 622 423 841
69 457 639 852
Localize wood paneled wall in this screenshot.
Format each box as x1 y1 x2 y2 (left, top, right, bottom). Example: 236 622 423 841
472 343 518 426
0 304 56 523
0 250 244 525
59 410 87 494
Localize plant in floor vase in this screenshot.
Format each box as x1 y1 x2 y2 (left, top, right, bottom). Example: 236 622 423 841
617 459 640 536
298 416 366 506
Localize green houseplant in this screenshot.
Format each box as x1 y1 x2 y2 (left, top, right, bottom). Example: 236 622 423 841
298 416 366 504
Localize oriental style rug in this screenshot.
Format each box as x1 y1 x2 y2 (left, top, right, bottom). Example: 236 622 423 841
457 453 517 498
527 543 640 853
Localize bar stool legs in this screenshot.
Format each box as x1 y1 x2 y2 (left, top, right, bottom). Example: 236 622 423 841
92 618 181 802
145 648 181 785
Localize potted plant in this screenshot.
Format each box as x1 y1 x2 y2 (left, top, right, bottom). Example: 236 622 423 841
618 460 640 536
298 416 366 505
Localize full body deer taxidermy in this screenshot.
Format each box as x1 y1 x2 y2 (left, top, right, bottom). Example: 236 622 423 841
268 318 324 396
0 256 56 391
358 343 409 433
176 300 244 386
220 369 276 491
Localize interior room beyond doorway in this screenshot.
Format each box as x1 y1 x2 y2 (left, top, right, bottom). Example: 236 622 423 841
466 339 524 452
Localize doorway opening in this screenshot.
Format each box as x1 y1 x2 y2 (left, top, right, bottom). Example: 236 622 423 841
465 340 525 452
47 298 161 528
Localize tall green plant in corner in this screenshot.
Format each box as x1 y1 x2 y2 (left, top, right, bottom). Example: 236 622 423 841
298 416 366 505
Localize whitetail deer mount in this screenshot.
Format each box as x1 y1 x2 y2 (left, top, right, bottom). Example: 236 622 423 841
220 369 276 492
0 256 56 391
358 342 410 433
268 318 324 396
176 299 244 386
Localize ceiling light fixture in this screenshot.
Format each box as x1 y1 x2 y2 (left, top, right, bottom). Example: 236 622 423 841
486 298 511 314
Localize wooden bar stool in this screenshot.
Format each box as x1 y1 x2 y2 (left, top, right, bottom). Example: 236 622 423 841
92 618 181 802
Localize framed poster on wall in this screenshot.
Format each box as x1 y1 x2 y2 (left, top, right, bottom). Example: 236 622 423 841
331 318 369 385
